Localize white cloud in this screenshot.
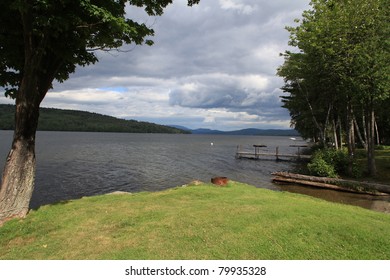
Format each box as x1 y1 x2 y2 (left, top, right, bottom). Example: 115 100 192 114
219 0 257 14
238 75 269 90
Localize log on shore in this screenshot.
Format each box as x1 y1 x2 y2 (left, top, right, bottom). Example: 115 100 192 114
272 172 390 196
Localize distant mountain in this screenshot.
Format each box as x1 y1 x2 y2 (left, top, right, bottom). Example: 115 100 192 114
0 104 189 134
170 125 300 136
191 128 226 134
223 128 300 136
168 125 192 132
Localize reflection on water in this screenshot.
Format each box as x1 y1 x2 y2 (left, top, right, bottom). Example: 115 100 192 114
1 130 389 213
277 183 390 213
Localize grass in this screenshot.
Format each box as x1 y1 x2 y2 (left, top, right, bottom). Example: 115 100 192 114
1 181 390 260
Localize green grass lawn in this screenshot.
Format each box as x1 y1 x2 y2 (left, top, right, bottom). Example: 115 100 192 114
1 181 390 260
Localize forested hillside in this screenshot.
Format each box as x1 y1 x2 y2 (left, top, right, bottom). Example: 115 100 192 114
0 105 189 134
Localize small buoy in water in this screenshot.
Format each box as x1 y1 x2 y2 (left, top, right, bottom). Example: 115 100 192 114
211 142 214 146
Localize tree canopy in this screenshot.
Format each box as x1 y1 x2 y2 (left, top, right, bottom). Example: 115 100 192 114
0 0 199 100
278 0 389 176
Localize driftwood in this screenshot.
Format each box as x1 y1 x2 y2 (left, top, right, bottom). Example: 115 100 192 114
272 172 390 196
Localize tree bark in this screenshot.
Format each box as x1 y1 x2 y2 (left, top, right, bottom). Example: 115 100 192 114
362 109 368 146
0 1 51 225
0 100 40 225
338 117 343 151
332 119 339 150
374 120 380 146
0 140 36 224
353 114 367 150
346 100 355 176
367 103 377 176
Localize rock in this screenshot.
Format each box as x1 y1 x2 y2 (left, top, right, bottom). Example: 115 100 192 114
106 191 132 195
181 180 204 187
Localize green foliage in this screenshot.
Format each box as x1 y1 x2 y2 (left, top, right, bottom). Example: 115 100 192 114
278 0 390 144
308 148 360 178
0 104 189 134
1 182 390 260
376 145 390 151
322 149 349 175
0 0 200 98
308 154 337 178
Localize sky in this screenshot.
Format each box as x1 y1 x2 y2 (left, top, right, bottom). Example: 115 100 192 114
1 0 311 131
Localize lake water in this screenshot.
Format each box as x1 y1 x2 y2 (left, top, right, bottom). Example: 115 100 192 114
1 131 389 213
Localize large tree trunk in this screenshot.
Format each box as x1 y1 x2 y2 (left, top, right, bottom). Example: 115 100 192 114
0 99 40 225
0 55 43 225
0 139 36 224
0 2 41 224
0 3 60 225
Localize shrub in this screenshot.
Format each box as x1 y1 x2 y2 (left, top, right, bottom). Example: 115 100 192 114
327 149 349 175
307 148 355 178
308 155 337 178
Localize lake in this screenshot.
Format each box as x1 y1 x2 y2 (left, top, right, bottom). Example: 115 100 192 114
1 131 389 213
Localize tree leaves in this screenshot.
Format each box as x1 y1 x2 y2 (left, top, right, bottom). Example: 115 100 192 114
0 0 200 98
278 0 389 137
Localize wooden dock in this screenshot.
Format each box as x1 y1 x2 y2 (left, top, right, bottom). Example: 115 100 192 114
236 145 310 161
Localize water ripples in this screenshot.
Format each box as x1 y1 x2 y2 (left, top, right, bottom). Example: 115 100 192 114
1 131 389 212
